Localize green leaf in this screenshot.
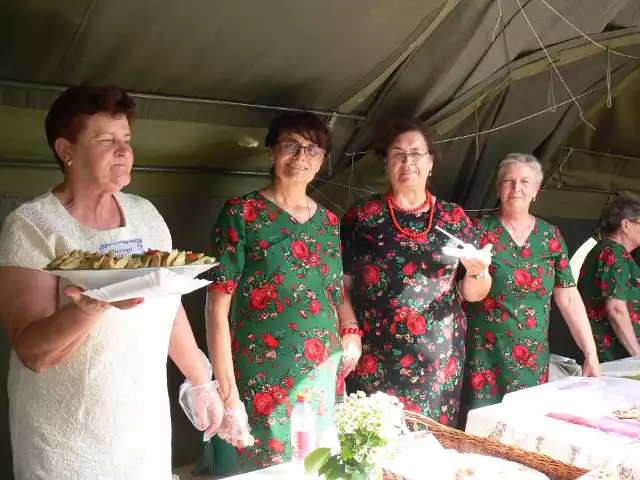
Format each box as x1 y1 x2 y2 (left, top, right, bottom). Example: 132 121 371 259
304 447 332 475
319 456 346 479
351 469 370 480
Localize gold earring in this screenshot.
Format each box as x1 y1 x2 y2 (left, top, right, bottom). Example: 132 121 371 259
67 159 73 167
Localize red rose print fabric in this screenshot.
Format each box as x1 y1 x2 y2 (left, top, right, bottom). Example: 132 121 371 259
577 238 640 362
202 191 344 476
341 195 476 426
461 213 574 414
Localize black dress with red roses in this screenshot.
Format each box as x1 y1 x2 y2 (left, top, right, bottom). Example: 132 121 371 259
341 195 477 426
199 191 344 476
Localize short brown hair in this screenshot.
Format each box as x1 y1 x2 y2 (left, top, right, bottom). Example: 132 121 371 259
602 196 640 234
373 117 433 157
45 85 136 171
265 112 331 152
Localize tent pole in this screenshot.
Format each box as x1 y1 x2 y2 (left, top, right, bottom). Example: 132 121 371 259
542 186 615 195
0 79 366 121
559 146 640 164
0 158 269 176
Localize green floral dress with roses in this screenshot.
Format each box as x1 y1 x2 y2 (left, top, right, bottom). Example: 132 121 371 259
462 212 575 414
199 191 344 476
578 238 640 362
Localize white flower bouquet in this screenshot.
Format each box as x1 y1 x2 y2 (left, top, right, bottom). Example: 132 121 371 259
305 391 405 480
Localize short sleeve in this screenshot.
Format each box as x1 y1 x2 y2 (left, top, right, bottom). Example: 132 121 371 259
0 211 55 270
553 228 576 288
596 244 630 300
340 205 359 276
459 207 479 249
207 199 246 295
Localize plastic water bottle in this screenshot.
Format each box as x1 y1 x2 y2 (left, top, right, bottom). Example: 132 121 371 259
290 392 316 468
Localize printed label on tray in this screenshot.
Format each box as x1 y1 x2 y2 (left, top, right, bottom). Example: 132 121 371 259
98 239 144 257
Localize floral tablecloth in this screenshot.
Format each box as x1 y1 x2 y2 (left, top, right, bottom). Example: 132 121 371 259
466 402 640 480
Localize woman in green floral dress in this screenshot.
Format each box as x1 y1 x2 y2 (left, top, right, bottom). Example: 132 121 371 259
198 113 362 475
461 153 600 419
578 197 640 362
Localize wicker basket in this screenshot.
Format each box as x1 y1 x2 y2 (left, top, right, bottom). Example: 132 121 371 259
381 411 589 480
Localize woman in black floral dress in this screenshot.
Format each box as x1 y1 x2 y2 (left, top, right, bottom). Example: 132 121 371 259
337 118 493 426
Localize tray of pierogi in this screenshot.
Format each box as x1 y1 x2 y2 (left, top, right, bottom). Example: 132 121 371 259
44 249 217 301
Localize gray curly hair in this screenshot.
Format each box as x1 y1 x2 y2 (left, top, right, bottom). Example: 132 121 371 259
602 196 640 234
496 153 544 185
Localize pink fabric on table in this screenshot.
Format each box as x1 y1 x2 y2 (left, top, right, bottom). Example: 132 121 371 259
556 380 591 391
546 412 640 439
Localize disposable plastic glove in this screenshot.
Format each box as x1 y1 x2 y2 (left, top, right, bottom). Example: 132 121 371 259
218 401 255 447
179 379 224 440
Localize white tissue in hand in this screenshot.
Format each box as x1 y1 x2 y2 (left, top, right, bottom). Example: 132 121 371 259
442 244 483 259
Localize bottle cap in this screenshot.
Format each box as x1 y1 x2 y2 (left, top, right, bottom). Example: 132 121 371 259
296 392 309 403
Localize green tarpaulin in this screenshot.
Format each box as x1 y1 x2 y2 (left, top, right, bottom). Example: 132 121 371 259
1 0 639 475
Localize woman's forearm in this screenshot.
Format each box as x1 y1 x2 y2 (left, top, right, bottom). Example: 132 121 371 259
0 268 100 373
206 293 238 401
606 299 640 356
13 303 98 373
169 304 210 386
336 276 359 328
555 287 598 357
460 274 492 302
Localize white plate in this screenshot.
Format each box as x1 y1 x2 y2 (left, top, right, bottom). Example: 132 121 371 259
83 268 212 302
46 263 217 290
455 452 549 479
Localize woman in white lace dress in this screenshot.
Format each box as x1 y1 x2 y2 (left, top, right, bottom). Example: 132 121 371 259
0 85 222 480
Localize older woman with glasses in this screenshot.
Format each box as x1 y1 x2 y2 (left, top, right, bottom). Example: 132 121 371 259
578 196 640 362
201 112 360 475
337 118 492 426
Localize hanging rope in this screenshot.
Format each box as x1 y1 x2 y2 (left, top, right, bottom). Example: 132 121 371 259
309 183 346 214
606 47 613 109
337 2 633 166
547 66 556 112
348 152 356 203
344 87 597 157
492 0 504 43
317 177 377 195
325 111 339 176
540 0 640 60
432 87 597 143
312 177 494 212
515 0 595 130
474 104 480 161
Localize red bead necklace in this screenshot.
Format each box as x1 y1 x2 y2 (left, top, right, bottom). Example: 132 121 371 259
387 188 435 239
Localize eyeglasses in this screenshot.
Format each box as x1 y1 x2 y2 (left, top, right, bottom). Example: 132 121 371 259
276 141 325 160
387 149 431 162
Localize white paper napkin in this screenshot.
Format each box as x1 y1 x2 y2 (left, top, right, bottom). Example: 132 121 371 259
83 268 211 302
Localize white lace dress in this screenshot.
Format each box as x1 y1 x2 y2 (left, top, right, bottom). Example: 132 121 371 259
0 192 180 480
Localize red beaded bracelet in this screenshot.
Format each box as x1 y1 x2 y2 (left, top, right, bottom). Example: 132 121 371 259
340 327 364 337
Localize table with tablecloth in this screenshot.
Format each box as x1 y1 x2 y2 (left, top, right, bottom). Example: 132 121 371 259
465 376 640 480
